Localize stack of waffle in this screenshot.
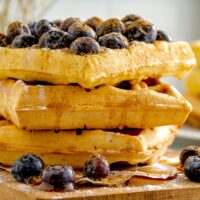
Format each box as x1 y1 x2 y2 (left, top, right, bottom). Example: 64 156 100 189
0 17 196 168
186 41 200 128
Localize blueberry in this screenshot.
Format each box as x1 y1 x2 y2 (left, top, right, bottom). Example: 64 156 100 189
52 19 63 27
0 33 10 47
11 34 37 48
60 17 82 32
184 156 200 182
42 165 75 189
96 18 125 37
122 14 142 26
7 21 30 42
70 37 100 55
11 154 44 182
83 154 110 179
68 23 96 40
38 30 73 49
34 19 56 38
98 32 128 49
125 19 157 43
28 21 37 37
156 30 172 42
116 81 132 90
180 146 200 165
84 17 103 31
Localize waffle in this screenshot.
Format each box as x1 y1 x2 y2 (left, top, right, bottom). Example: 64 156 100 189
0 16 194 172
0 120 177 168
0 79 191 130
186 69 200 95
185 93 200 128
191 41 200 67
0 41 195 89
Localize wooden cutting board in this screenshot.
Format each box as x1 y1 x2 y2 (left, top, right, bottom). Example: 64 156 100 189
0 169 199 200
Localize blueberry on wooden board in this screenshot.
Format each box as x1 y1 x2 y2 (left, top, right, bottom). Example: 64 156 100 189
83 154 110 179
180 145 200 165
11 154 44 182
42 165 75 190
184 156 200 182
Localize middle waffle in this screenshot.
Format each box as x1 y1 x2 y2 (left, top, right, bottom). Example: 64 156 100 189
0 79 191 130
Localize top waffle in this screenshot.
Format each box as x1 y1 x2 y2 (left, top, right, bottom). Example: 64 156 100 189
0 15 196 88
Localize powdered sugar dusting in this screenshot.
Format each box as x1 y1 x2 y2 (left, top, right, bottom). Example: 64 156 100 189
143 185 163 191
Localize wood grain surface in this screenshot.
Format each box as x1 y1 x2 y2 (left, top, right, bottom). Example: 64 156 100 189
0 169 199 200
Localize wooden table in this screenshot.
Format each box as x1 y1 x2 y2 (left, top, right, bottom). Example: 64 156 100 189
0 169 199 200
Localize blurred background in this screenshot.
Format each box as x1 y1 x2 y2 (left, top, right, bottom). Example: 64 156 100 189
0 0 200 148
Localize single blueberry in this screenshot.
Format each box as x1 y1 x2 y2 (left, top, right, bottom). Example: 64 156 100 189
39 30 73 49
34 19 55 38
84 17 103 31
68 23 96 40
98 32 128 49
180 146 200 165
42 165 75 189
60 17 82 32
83 154 110 179
125 19 157 43
11 34 37 48
156 30 172 42
70 37 101 55
11 154 44 182
96 18 125 37
122 14 142 26
0 33 10 46
7 21 30 42
184 156 200 182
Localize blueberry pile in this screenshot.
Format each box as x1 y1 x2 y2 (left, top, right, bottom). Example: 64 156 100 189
0 15 172 55
11 153 110 191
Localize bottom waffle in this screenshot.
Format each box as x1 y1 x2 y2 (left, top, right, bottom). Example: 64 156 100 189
0 120 177 168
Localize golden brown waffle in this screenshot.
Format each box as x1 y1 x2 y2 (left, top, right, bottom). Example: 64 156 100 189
0 41 195 88
186 69 200 95
185 93 200 128
0 120 177 168
0 79 191 130
191 41 200 67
